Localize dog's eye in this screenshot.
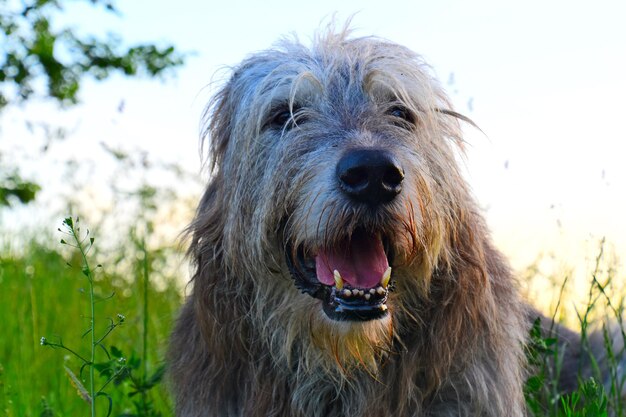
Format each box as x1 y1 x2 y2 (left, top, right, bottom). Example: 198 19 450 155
271 110 293 128
388 105 415 126
267 105 307 131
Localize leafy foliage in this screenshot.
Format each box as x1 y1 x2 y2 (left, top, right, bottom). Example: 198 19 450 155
525 320 611 417
103 346 167 417
524 243 626 417
560 379 608 417
525 317 559 414
0 170 41 206
0 0 184 109
0 0 185 207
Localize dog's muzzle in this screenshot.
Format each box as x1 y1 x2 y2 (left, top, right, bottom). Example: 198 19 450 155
285 148 402 321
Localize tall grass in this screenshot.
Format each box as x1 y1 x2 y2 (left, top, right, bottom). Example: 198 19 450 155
525 242 626 417
0 217 624 415
0 220 182 416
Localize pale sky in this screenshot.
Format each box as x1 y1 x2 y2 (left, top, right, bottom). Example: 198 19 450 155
4 0 626 288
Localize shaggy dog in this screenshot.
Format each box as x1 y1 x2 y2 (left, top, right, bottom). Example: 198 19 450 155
168 28 619 416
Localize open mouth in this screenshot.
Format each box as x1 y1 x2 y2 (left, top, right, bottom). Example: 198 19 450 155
285 228 394 321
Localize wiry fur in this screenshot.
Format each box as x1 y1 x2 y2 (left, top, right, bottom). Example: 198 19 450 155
169 28 529 416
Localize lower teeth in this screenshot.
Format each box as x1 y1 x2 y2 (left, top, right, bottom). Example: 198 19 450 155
336 285 386 300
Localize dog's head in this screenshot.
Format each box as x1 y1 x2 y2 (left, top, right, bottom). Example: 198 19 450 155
192 29 481 368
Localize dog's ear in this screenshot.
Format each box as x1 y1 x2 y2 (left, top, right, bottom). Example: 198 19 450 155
438 213 492 334
411 211 498 389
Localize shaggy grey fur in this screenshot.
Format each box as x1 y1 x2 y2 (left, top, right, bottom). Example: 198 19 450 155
168 27 621 417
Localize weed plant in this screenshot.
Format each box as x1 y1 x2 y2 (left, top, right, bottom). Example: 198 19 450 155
525 243 626 417
0 217 181 416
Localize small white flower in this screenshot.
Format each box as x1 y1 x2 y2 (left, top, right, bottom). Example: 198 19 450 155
40 336 47 346
117 314 126 322
118 357 126 364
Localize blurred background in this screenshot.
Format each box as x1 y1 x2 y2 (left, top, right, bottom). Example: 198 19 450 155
1 0 625 415
3 0 626 276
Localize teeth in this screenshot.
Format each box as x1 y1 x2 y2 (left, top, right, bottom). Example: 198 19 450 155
332 271 390 301
381 267 392 288
380 304 388 311
333 270 344 289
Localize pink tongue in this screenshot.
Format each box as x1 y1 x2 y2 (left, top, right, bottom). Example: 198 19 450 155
315 231 388 289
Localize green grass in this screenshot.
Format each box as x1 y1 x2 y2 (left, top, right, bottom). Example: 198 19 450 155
524 243 626 417
0 224 182 416
0 219 624 416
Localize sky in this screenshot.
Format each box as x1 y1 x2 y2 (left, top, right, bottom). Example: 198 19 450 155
4 0 626 287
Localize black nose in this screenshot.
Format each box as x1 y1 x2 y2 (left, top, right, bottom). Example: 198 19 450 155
336 148 404 205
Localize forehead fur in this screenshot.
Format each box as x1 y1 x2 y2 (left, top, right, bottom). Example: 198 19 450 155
202 30 459 170
245 34 448 117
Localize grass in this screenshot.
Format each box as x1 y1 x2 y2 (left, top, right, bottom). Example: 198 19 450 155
0 219 182 416
0 216 624 416
524 242 626 417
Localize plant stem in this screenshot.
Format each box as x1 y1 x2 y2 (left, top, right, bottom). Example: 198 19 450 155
90 276 96 417
141 236 149 413
70 223 96 417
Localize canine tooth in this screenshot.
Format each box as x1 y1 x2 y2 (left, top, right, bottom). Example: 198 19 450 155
352 289 360 296
380 304 388 311
381 267 392 288
343 289 352 297
376 287 386 295
333 270 344 289
365 294 371 301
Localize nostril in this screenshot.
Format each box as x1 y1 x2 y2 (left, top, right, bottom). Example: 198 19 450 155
382 166 404 189
340 166 369 189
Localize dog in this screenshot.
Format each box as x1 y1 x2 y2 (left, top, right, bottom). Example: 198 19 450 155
168 27 622 416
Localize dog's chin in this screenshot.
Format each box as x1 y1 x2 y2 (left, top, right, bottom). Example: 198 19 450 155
285 228 395 322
